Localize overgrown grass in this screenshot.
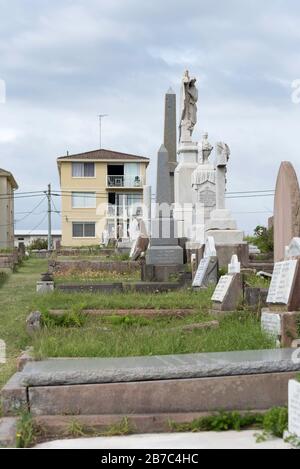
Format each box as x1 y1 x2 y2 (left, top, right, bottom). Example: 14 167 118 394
0 259 276 388
53 269 140 285
31 288 213 312
0 258 48 388
0 271 9 289
32 312 275 359
245 274 271 289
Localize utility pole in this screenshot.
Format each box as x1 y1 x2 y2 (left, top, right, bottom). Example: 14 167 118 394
98 114 108 149
47 184 52 251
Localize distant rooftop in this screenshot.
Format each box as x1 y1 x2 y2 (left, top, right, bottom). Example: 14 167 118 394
0 168 18 189
15 230 62 236
57 148 150 163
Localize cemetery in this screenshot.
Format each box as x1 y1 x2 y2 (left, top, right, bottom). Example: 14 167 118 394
1 70 300 449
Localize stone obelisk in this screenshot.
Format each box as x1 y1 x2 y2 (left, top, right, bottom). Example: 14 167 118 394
145 145 183 271
164 88 177 203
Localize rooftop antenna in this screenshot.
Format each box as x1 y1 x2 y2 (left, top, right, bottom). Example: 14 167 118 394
98 114 108 149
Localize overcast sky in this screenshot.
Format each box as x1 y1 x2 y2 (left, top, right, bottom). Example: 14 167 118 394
1 0 300 234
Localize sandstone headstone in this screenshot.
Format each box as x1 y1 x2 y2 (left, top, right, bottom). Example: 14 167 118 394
274 162 300 263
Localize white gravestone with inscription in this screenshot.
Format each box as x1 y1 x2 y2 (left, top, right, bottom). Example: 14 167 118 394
0 339 6 364
192 257 210 288
212 275 234 303
193 237 218 288
261 312 282 337
289 380 300 438
267 260 298 304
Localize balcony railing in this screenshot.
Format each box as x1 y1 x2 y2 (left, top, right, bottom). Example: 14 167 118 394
107 175 143 188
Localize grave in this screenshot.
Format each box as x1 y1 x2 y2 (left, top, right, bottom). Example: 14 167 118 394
145 144 183 279
274 162 300 263
2 349 300 420
288 378 300 439
211 254 242 312
192 236 218 289
262 238 300 347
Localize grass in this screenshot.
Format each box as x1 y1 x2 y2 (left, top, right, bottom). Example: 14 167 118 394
53 269 140 285
32 312 275 359
0 259 276 387
0 258 48 388
245 274 271 289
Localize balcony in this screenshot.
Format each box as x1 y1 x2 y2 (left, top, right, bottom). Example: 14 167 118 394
107 175 143 188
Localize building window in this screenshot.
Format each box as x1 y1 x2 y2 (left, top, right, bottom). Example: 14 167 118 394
72 222 96 238
72 162 95 178
72 192 96 208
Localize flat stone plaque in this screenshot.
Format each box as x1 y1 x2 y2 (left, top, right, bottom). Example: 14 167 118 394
289 380 300 437
192 257 210 287
212 275 233 303
267 260 297 304
261 312 282 337
199 189 216 208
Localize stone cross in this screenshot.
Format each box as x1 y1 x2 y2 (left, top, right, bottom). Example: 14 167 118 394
215 142 230 210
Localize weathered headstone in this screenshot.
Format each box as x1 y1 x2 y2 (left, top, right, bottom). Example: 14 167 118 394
266 259 300 310
192 237 218 288
288 379 300 438
274 162 300 263
262 238 300 347
211 273 242 312
261 311 282 338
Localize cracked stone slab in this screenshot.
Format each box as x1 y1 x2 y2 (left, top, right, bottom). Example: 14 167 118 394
20 349 300 387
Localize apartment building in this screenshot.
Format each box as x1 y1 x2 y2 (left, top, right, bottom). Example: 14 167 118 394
57 149 149 246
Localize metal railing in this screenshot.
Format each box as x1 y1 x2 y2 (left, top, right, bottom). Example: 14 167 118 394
107 175 143 188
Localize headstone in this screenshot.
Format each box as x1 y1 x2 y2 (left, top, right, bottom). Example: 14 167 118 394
0 339 6 364
274 162 300 262
288 379 300 438
266 259 299 308
192 237 218 288
285 237 300 259
36 281 54 294
204 236 217 258
261 311 282 337
211 274 242 312
228 254 241 274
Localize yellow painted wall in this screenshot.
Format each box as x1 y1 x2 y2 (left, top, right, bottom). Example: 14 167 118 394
0 177 15 249
59 161 148 247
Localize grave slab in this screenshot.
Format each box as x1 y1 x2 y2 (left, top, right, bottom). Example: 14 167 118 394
20 349 300 387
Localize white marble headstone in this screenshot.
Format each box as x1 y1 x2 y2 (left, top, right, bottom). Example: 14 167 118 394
192 257 210 288
228 254 241 274
204 236 216 258
285 237 300 260
212 275 233 303
289 380 300 438
267 260 298 304
0 339 6 364
261 312 282 337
